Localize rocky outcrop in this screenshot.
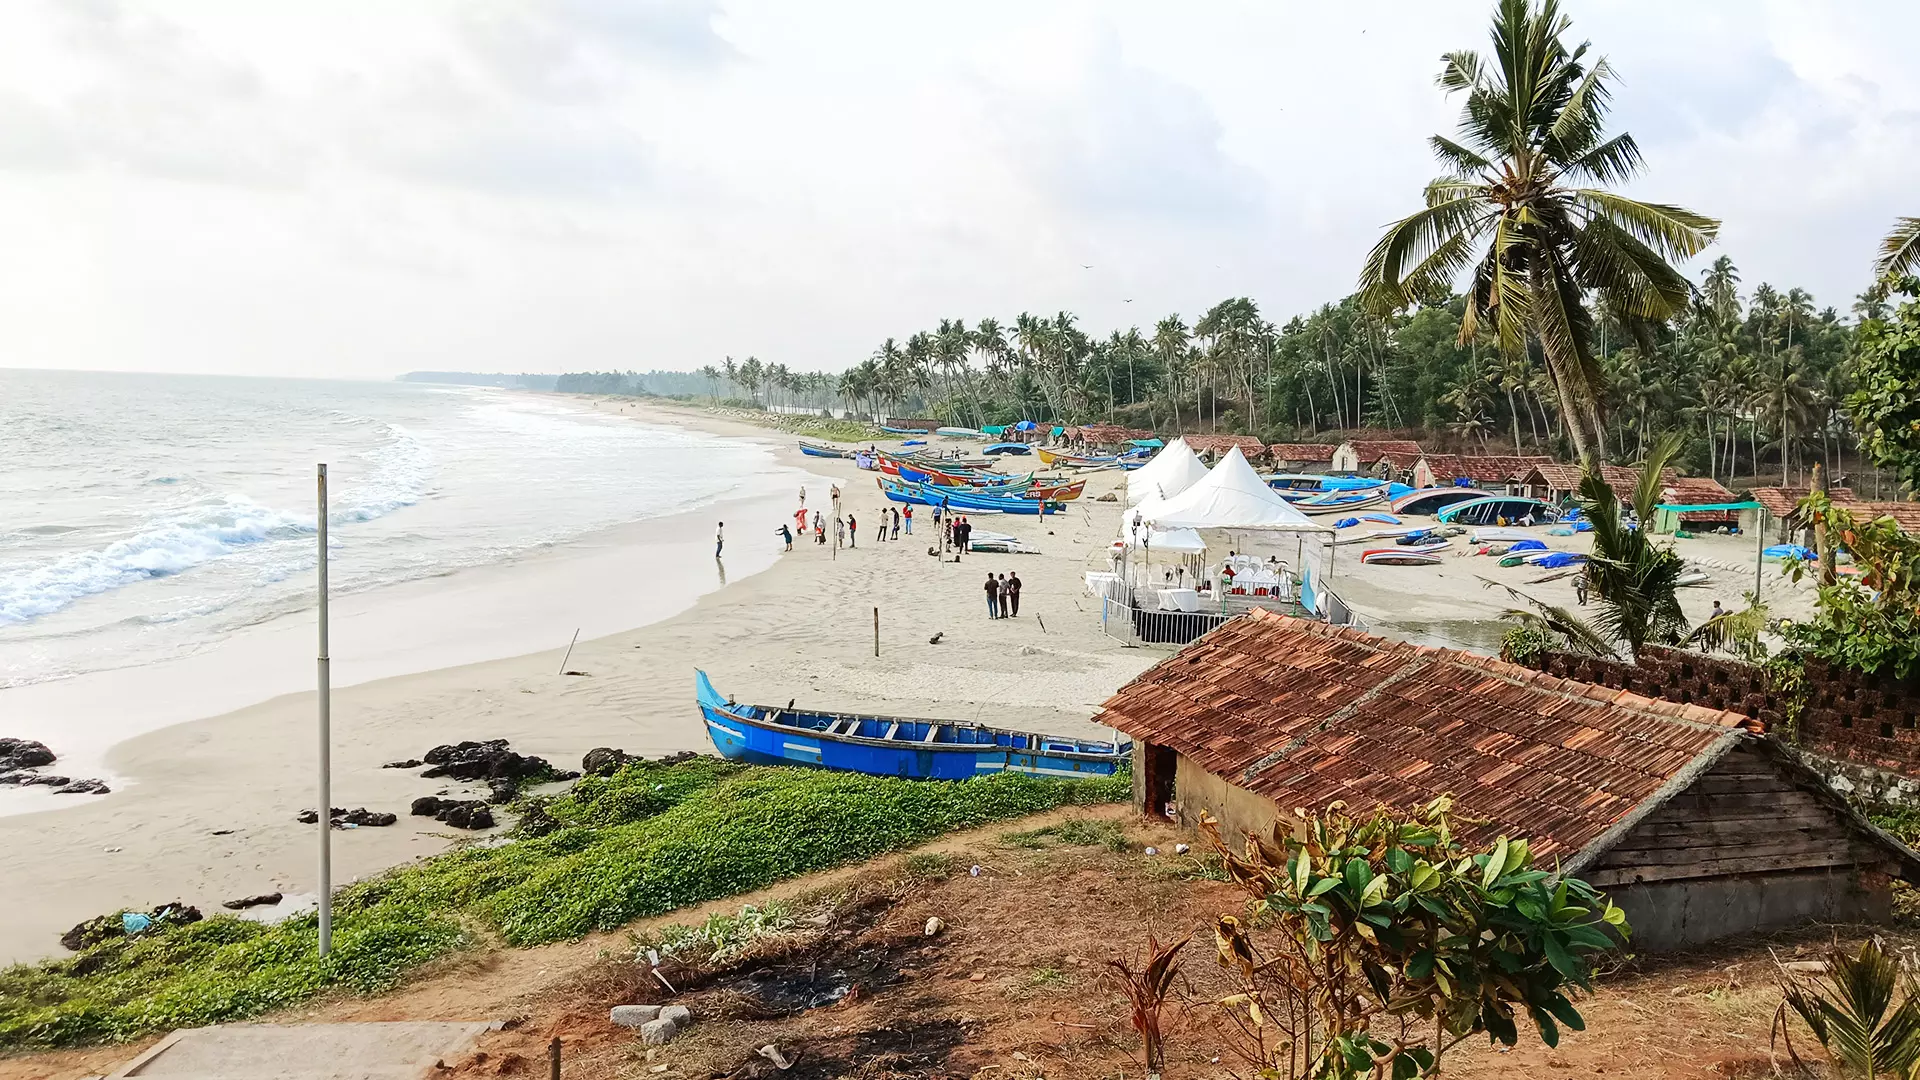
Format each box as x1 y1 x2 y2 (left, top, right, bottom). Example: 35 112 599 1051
581 747 699 777
0 739 110 793
61 903 202 951
408 796 495 830
0 738 55 773
297 807 398 828
417 740 578 783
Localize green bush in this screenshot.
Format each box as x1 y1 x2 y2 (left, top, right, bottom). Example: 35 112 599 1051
0 761 1126 1049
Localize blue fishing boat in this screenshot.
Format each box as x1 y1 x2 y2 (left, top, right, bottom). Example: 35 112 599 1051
881 425 932 435
983 442 1032 456
798 440 847 459
695 670 1129 779
1437 495 1559 526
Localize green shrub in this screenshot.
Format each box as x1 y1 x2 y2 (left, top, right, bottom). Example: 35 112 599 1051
0 761 1126 1049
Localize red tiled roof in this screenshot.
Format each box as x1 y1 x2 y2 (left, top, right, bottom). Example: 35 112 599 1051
1268 443 1337 462
1349 440 1424 466
1661 476 1737 505
1183 435 1267 459
1524 464 1677 492
1069 424 1155 444
1097 611 1759 859
1424 454 1554 484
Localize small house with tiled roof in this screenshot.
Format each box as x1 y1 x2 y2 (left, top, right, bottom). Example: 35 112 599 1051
1416 453 1554 493
1332 440 1423 476
1182 435 1267 463
1097 610 1920 949
1651 476 1741 533
1519 462 1669 504
1267 443 1338 472
1741 486 1920 543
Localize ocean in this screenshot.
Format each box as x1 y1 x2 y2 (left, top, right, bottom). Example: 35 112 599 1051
0 370 790 693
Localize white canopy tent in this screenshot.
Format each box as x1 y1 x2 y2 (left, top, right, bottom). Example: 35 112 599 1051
1126 437 1209 506
1135 447 1334 535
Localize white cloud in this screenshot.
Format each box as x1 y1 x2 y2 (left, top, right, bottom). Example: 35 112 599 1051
0 0 1912 379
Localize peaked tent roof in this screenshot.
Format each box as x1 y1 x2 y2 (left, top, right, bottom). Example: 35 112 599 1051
1138 447 1333 533
1127 438 1209 506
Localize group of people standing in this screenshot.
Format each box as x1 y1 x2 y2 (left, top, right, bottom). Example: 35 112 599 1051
985 571 1021 619
779 487 911 552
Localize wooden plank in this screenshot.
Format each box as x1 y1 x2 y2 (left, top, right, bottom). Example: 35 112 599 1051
1680 776 1800 796
1623 811 1839 837
1605 826 1858 860
1655 790 1829 815
1586 848 1876 886
1603 827 1851 857
883 721 899 741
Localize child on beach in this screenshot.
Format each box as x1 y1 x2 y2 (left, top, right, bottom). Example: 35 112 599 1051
903 506 913 534
778 524 793 551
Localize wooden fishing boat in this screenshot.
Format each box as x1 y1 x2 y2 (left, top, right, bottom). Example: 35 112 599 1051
1436 496 1559 527
1035 446 1115 468
876 477 1007 513
983 442 1032 456
1390 487 1490 516
696 670 1129 779
880 425 932 435
1295 489 1390 515
798 440 847 459
1359 547 1445 566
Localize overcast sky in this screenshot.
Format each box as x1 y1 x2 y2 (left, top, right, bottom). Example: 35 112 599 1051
1 1 1914 380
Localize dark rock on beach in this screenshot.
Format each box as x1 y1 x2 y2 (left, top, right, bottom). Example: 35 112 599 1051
19 774 72 788
582 747 633 776
486 779 519 805
223 892 284 910
419 739 558 783
409 796 494 830
55 779 110 795
382 759 423 769
61 903 202 952
0 738 56 773
298 806 397 828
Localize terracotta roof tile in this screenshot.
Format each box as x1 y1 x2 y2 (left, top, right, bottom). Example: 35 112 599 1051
1424 453 1555 484
1268 443 1338 462
1097 610 1758 859
1351 440 1425 467
1183 435 1267 458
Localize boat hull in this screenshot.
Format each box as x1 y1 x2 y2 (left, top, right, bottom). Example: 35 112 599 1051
696 670 1127 780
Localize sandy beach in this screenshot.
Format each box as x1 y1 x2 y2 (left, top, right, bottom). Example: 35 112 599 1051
0 401 1819 965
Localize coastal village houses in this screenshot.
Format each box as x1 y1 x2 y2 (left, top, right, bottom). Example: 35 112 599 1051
1098 610 1920 950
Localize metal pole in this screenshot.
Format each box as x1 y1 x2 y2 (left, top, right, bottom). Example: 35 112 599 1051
873 607 879 657
316 464 332 957
1755 507 1766 600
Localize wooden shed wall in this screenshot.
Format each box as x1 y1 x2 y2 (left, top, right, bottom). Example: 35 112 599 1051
1588 745 1895 949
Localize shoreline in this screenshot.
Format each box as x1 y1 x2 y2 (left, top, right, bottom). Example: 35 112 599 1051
0 402 1154 964
0 401 816 817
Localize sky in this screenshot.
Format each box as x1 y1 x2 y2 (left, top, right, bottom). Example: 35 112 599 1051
0 0 1915 380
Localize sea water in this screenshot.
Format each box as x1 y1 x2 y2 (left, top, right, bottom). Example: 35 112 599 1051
0 370 787 691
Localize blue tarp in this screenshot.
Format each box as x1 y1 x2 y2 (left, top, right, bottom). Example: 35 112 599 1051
1013 420 1038 431
1509 539 1548 552
1322 475 1386 491
1334 517 1360 529
1388 483 1416 499
1534 552 1586 569
1130 438 1165 448
1360 513 1401 524
1766 544 1816 560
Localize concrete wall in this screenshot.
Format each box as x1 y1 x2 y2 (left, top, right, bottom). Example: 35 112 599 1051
1172 753 1286 850
1608 868 1890 951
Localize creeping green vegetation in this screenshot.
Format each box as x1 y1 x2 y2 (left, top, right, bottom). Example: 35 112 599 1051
0 760 1128 1050
900 852 957 882
635 902 798 966
999 817 1130 853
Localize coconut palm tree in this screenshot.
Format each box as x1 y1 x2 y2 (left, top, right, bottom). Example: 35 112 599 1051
1878 216 1920 278
1359 0 1719 465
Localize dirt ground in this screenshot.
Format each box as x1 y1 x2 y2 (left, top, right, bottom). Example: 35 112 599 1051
6 805 1903 1080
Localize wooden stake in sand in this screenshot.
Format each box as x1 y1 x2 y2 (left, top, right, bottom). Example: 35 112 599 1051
548 1037 561 1080
873 607 880 656
558 628 580 676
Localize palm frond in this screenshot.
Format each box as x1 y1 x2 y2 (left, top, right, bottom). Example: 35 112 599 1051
1569 190 1718 261
1545 56 1617 161
1559 131 1642 187
1437 49 1483 94
1570 213 1695 319
1480 578 1619 658
1358 188 1491 312
1877 216 1920 278
1630 432 1684 523
1429 135 1494 177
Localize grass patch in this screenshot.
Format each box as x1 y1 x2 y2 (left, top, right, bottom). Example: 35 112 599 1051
634 902 797 966
0 760 1126 1050
901 852 957 882
1140 851 1231 883
999 818 1129 853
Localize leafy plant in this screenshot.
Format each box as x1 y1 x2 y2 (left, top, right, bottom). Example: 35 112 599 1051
1784 492 1920 678
1109 932 1189 1080
637 902 796 965
1848 276 1920 493
1773 939 1920 1078
1200 799 1627 1080
1578 433 1690 654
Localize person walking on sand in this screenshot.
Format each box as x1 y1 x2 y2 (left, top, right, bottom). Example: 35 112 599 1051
715 521 724 558
875 510 885 544
1006 571 1021 617
778 523 793 551
834 516 845 547
800 485 807 507
891 507 901 540
814 511 825 545
848 513 858 548
985 572 1000 619
903 505 913 535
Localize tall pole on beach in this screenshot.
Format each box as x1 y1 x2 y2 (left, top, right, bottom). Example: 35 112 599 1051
316 464 333 957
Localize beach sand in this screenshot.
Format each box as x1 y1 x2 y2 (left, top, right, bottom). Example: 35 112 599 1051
0 402 1819 964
